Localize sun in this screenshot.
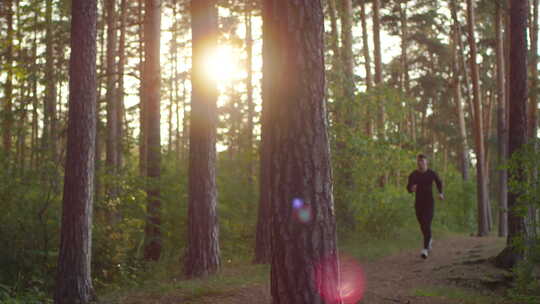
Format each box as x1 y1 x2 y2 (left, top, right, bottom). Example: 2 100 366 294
204 44 243 84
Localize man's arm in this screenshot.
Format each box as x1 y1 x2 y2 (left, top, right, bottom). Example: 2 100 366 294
407 172 416 193
433 171 444 199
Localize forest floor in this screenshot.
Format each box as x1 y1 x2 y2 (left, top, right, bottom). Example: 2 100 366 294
103 234 518 304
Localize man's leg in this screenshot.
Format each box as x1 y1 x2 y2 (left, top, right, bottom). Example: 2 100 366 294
415 202 434 250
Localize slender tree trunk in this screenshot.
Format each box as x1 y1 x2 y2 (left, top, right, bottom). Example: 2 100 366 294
31 7 39 168
117 0 128 168
105 0 119 177
3 0 14 154
143 0 162 261
44 0 57 160
400 2 414 143
139 0 147 177
254 0 271 264
184 0 220 277
496 0 528 269
495 2 508 237
373 0 384 137
466 0 489 236
450 0 469 181
263 1 340 302
528 0 539 241
359 0 373 137
530 0 539 140
360 0 372 90
245 4 255 190
340 0 355 102
327 0 340 64
54 0 97 302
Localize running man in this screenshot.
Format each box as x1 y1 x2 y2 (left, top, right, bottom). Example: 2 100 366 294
407 154 444 259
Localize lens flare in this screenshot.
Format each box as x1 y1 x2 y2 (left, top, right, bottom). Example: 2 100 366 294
315 254 366 304
291 198 312 224
292 198 304 209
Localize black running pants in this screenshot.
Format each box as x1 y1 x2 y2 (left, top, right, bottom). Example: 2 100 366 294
415 201 434 250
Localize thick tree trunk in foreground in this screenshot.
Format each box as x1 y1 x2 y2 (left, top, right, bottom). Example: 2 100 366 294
54 0 97 302
496 0 528 269
143 0 162 261
184 0 220 278
263 1 340 303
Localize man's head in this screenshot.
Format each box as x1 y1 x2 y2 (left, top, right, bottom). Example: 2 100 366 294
417 154 428 172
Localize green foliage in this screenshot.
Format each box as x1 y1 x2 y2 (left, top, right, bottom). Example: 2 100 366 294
434 170 476 233
504 140 540 303
0 157 61 302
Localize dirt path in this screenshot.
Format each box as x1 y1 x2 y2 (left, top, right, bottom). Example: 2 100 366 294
116 235 513 304
359 235 510 303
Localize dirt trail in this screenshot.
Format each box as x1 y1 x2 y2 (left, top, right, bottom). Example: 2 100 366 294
117 235 512 304
360 235 510 303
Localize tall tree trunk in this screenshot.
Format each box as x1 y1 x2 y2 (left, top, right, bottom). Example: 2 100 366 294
340 0 355 102
117 0 128 168
143 0 162 261
54 0 97 302
450 0 469 182
327 0 340 66
184 0 220 277
373 0 384 137
530 0 539 140
495 1 508 237
466 0 489 236
359 0 373 137
263 1 340 302
105 0 119 177
496 0 528 269
31 6 39 168
528 0 539 241
400 1 414 143
360 0 372 90
254 0 271 264
3 0 13 154
139 0 147 177
245 4 255 191
44 0 57 160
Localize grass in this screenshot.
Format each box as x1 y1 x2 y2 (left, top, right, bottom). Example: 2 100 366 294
98 227 502 303
339 222 456 261
413 286 510 304
99 262 269 303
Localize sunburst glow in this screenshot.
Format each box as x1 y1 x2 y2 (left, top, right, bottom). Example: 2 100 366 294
205 44 244 84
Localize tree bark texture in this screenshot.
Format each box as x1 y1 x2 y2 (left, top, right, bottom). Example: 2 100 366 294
117 0 128 168
43 0 57 159
54 0 97 302
359 0 373 137
106 0 119 174
360 0 372 91
529 0 539 139
184 0 220 278
497 0 528 269
143 0 162 261
340 0 354 102
466 0 490 236
3 0 13 153
263 1 341 303
495 2 508 237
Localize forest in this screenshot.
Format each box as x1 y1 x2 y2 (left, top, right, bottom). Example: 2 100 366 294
0 0 539 303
